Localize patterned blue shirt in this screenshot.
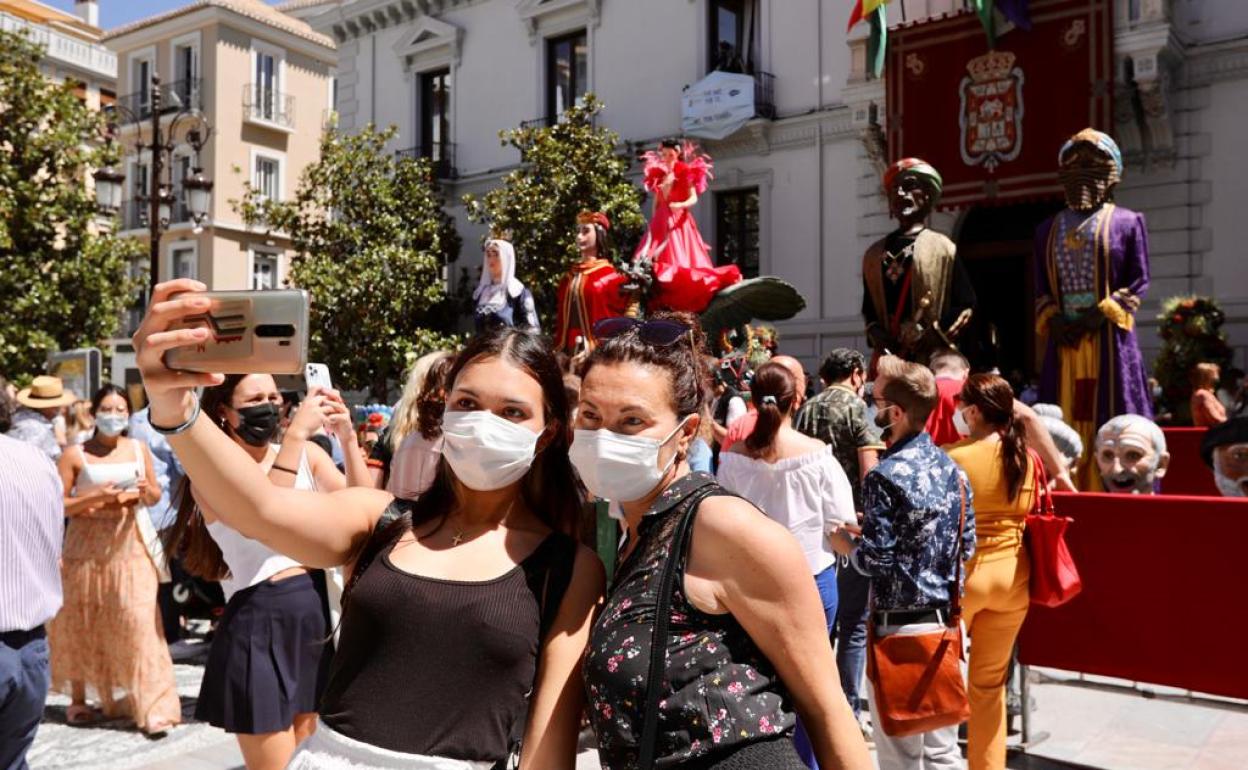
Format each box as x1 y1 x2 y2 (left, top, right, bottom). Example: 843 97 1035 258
851 431 976 611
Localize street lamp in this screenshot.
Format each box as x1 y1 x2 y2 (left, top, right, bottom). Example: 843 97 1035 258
97 73 214 292
182 168 214 233
92 164 125 213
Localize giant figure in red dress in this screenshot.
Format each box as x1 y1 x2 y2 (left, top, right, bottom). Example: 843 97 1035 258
634 140 741 313
554 211 631 354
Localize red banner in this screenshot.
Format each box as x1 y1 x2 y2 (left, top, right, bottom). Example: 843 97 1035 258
886 0 1113 210
1018 493 1248 700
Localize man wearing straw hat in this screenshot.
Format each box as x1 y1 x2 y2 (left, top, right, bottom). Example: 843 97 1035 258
8 375 76 462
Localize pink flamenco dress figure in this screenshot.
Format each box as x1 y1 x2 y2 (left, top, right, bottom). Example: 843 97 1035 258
635 139 741 312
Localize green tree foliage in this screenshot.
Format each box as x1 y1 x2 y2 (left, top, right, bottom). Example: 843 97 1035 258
463 94 645 308
1153 296 1233 424
235 125 463 398
0 29 143 380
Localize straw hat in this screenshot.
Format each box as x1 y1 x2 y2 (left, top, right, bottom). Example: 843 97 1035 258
16 375 77 409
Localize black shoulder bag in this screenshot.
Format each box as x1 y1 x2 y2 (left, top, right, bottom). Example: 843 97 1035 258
636 485 719 770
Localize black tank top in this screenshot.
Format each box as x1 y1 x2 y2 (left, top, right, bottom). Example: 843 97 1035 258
319 516 575 761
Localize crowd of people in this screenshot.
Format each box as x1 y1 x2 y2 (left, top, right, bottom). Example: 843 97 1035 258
0 269 1244 770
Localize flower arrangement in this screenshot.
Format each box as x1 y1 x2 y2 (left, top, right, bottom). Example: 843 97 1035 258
1153 296 1233 424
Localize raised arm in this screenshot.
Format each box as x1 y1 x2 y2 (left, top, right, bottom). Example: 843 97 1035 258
271 388 355 492
134 280 391 567
694 497 873 770
518 546 606 770
1013 400 1076 492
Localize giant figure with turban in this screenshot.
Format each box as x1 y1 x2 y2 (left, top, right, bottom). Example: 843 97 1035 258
1035 129 1153 490
862 158 976 369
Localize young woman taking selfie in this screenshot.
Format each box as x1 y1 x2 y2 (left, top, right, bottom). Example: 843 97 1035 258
134 280 603 770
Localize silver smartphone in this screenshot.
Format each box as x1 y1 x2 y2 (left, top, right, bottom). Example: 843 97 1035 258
165 290 310 375
305 363 333 391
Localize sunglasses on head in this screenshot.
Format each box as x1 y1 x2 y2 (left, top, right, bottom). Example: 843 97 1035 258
593 317 691 346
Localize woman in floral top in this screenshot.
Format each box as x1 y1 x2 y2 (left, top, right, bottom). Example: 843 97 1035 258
571 313 871 770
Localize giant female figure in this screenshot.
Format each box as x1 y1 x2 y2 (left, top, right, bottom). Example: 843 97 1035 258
634 140 741 313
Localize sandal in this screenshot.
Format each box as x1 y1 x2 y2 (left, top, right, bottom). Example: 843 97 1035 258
65 704 101 726
143 720 175 738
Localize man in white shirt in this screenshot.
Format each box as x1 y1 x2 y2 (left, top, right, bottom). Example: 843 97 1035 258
7 375 77 462
0 387 65 770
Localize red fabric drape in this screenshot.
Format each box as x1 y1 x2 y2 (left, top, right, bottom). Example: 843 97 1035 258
1160 427 1220 497
1017 492 1248 699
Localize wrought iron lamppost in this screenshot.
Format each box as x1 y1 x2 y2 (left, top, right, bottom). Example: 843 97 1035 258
92 73 214 292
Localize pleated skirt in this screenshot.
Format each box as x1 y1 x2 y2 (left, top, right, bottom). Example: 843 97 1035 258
196 571 333 734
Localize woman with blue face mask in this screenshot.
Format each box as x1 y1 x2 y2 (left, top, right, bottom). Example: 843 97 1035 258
573 313 872 770
49 384 179 734
129 279 604 770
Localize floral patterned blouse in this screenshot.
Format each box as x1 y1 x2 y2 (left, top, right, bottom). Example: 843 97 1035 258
583 473 796 769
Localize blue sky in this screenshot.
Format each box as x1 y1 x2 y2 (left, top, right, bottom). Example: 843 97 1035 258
45 1 284 30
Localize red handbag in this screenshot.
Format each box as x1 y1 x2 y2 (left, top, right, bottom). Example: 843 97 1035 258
1025 452 1083 607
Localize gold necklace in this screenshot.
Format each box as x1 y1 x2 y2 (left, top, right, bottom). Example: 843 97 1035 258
447 499 516 547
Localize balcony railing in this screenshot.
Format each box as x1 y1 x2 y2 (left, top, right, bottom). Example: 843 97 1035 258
113 78 202 124
122 199 147 231
520 110 599 131
752 70 776 120
120 197 191 230
244 84 295 129
0 11 116 79
395 143 458 180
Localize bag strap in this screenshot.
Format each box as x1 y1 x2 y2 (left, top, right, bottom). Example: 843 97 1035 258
637 485 718 770
503 533 579 768
1026 448 1055 517
533 533 578 642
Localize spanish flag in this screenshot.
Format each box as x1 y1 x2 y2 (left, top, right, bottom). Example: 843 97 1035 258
847 0 891 79
846 0 890 32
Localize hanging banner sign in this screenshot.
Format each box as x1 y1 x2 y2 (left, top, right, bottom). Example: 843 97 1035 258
682 70 757 141
886 0 1113 209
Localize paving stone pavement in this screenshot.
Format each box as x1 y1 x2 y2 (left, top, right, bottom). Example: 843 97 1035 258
28 662 237 770
27 665 1248 769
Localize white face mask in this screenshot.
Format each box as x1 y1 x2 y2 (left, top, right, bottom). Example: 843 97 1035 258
952 407 971 437
570 417 690 504
95 413 128 437
440 410 540 492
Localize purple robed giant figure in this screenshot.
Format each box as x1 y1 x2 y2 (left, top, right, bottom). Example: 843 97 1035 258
1035 128 1153 491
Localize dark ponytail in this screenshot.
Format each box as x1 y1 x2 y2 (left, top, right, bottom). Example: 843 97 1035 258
960 373 1029 501
744 361 797 455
